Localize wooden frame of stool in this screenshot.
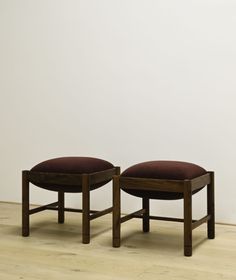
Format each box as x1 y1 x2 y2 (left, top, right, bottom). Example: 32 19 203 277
112 171 215 256
22 166 120 243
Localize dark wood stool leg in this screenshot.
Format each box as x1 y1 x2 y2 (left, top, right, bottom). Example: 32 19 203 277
184 181 192 256
207 172 215 239
22 171 30 237
142 197 150 233
58 191 65 224
113 175 121 247
115 166 121 176
82 174 90 244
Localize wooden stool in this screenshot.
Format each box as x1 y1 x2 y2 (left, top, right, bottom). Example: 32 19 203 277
112 161 215 256
22 157 120 243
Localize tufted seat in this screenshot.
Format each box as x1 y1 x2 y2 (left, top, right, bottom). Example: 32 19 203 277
22 157 119 244
112 160 215 256
121 161 207 200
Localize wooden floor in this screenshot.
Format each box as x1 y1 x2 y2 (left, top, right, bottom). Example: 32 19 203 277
1 202 236 280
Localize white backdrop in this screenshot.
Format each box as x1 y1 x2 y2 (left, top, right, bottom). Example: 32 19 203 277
0 0 236 223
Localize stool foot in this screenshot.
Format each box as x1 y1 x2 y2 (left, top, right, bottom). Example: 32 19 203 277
82 235 90 244
184 246 192 257
22 229 30 237
208 229 215 239
113 238 120 248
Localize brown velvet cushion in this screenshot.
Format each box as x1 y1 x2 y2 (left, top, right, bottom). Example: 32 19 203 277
30 157 114 192
121 161 207 200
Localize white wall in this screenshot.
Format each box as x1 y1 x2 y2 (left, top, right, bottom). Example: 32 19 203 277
1 0 236 223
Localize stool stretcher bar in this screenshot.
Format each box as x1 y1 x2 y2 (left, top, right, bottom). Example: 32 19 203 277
29 203 113 221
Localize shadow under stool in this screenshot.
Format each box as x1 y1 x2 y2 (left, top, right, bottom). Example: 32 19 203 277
22 156 120 243
112 160 215 256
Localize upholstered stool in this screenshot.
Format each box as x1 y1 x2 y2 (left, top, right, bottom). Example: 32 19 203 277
22 157 120 243
112 161 215 256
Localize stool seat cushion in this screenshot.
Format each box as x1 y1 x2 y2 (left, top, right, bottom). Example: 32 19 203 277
30 157 114 192
121 161 207 200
